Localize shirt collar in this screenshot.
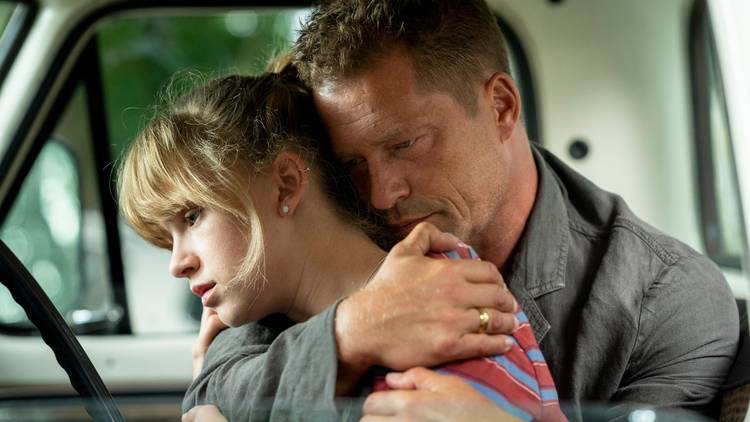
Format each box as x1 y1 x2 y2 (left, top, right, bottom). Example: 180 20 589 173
506 144 569 341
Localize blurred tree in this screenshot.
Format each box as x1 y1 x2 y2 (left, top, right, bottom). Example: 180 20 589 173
97 10 306 160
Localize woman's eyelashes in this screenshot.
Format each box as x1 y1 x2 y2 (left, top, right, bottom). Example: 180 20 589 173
184 207 203 227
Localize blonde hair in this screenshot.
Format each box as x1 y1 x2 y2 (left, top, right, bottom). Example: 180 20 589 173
117 60 373 288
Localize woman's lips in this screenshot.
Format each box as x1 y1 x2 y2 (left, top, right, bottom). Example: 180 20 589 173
201 285 216 306
191 282 217 306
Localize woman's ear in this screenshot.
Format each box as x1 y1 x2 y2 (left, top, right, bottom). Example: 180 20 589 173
484 72 521 142
271 151 310 217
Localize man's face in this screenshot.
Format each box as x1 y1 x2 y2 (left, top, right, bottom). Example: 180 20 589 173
314 50 512 245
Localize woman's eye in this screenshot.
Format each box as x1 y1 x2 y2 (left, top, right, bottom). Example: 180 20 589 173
184 208 202 226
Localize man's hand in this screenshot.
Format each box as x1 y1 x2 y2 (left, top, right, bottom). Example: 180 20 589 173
192 307 229 379
335 223 518 390
361 367 520 421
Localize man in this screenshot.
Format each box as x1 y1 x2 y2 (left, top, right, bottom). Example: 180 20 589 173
184 0 739 419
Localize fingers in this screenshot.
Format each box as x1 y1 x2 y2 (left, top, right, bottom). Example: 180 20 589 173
383 370 417 390
181 405 228 422
360 416 391 422
386 367 443 391
455 333 516 358
196 308 228 350
192 308 229 378
461 283 516 314
475 307 519 334
362 390 411 417
199 308 228 339
392 222 459 257
451 259 504 286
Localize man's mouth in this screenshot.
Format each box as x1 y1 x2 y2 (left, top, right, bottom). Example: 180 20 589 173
388 214 434 233
191 282 217 306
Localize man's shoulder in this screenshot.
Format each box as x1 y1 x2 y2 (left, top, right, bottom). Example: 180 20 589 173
537 146 726 287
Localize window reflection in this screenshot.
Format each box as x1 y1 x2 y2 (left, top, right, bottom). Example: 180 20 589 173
0 142 81 326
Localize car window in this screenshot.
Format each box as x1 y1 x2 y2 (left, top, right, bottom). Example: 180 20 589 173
691 1 745 271
0 6 533 336
0 3 15 31
97 9 311 334
0 85 116 330
0 1 30 81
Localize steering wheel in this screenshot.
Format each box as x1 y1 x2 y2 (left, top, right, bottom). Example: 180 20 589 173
0 239 125 421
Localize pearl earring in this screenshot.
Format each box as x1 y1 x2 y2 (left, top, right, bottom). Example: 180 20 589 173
281 204 290 215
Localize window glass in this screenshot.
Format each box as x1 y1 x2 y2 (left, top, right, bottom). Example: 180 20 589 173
0 142 81 326
96 9 310 333
706 38 743 261
0 85 114 330
0 3 15 32
692 5 745 270
98 9 311 160
0 2 26 76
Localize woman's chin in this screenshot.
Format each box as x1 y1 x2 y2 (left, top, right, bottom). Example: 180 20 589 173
215 306 254 328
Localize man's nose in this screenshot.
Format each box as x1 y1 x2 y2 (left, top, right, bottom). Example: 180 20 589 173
169 241 199 279
368 166 409 211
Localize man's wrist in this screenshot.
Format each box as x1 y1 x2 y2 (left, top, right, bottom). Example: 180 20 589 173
333 294 372 394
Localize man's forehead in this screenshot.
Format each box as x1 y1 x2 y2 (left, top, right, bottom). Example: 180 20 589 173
313 84 426 155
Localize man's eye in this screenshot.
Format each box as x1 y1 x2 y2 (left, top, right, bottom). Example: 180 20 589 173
393 139 415 150
184 208 202 226
343 157 365 169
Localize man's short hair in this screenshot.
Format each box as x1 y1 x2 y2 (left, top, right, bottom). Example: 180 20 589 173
294 0 510 115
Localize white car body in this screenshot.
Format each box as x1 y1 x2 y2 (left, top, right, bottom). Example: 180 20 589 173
0 0 747 418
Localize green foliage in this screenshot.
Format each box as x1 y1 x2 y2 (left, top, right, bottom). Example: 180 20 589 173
97 10 305 160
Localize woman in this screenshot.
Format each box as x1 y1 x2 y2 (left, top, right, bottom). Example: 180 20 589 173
117 63 565 422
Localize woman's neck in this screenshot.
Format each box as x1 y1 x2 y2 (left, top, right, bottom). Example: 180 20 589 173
284 213 386 323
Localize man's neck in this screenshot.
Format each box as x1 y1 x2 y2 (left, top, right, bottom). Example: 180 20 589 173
473 144 539 272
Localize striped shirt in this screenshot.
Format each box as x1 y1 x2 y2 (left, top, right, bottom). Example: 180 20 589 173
373 244 567 422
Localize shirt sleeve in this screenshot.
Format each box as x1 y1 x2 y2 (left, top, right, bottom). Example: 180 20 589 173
611 254 739 417
182 301 348 421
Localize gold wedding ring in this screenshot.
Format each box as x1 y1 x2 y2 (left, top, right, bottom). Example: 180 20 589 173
477 308 490 334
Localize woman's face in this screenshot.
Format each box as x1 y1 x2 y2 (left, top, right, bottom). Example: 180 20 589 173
164 205 282 327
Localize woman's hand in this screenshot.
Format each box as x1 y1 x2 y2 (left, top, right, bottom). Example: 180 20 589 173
192 307 228 379
361 367 520 422
182 405 228 422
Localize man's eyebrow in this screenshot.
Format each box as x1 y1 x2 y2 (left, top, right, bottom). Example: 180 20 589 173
373 130 402 146
334 131 400 159
373 124 425 146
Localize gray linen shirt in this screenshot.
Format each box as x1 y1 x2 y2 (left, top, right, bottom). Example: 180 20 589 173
183 145 739 421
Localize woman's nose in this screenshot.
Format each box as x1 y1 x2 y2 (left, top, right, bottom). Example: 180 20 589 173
169 242 200 278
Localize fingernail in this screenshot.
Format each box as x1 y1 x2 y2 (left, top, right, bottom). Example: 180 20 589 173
363 395 375 412
513 315 519 330
386 372 404 383
505 337 515 348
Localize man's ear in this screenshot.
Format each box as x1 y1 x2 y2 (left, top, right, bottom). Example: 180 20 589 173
484 72 521 142
271 151 310 217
